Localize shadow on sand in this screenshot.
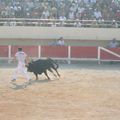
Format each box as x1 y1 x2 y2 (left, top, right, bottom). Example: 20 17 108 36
10 79 50 90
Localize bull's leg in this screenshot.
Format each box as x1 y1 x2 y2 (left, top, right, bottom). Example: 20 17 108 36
48 68 57 77
44 71 50 80
55 69 60 77
34 73 38 80
52 67 60 77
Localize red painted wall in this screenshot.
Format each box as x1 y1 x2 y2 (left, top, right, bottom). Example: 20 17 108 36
100 48 120 60
41 46 68 58
0 46 120 60
0 46 8 57
71 46 98 58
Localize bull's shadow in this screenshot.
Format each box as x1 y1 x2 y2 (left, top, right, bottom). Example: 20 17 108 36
30 79 50 84
10 82 27 90
10 79 50 90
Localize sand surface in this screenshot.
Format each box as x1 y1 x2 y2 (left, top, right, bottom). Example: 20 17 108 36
0 63 120 120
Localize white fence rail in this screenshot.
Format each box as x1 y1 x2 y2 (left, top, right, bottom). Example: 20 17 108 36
0 18 120 28
98 46 120 64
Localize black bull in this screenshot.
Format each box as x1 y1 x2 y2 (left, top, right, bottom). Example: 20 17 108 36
26 58 60 80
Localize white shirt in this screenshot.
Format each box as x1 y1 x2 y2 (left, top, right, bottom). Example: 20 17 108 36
94 10 102 19
57 40 65 46
108 42 119 48
15 51 27 63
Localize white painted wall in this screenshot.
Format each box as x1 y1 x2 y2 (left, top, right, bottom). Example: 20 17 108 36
0 26 120 41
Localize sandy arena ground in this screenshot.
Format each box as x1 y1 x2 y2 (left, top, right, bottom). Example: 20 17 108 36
0 63 120 120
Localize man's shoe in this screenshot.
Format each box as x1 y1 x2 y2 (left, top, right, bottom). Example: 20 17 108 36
29 79 32 82
28 79 32 84
11 79 16 82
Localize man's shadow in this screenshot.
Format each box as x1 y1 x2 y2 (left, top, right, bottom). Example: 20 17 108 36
10 79 50 90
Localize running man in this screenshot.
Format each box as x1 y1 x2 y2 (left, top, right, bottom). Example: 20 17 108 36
11 48 31 82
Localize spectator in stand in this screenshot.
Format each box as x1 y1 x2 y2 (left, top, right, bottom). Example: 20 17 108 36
74 19 82 27
0 0 120 21
115 10 120 21
107 38 119 48
107 38 119 64
59 15 66 20
68 10 75 20
41 8 50 19
93 9 102 20
56 37 65 46
49 37 65 46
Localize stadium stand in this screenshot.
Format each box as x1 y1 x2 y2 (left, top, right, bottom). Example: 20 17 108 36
0 0 120 20
0 0 120 28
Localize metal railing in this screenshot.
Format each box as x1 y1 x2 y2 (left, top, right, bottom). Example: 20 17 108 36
98 47 120 64
0 18 120 28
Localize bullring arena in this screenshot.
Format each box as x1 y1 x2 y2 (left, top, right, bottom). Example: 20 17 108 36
0 22 120 120
0 61 120 120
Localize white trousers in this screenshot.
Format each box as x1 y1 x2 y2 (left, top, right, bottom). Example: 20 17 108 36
12 62 30 80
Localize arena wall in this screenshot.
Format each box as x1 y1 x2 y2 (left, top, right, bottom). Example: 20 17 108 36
0 27 120 61
0 26 120 46
0 26 120 40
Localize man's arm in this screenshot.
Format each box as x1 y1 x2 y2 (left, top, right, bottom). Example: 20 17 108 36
12 55 17 63
25 56 31 65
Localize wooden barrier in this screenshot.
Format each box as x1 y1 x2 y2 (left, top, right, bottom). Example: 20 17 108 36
41 46 68 58
71 46 98 58
0 45 120 61
0 46 8 57
100 48 120 60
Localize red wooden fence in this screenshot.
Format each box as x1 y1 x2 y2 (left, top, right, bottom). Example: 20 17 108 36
41 46 68 58
0 46 120 61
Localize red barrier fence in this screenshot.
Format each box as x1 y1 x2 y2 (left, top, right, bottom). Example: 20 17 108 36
100 48 120 60
0 46 8 57
0 46 120 62
71 46 98 58
41 46 68 58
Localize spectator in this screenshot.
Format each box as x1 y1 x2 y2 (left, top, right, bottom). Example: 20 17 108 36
107 38 119 48
74 19 82 27
0 0 120 21
49 37 65 46
107 38 119 64
115 10 120 21
56 37 65 46
93 9 102 20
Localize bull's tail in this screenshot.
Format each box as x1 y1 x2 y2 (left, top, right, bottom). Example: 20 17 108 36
47 58 59 69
